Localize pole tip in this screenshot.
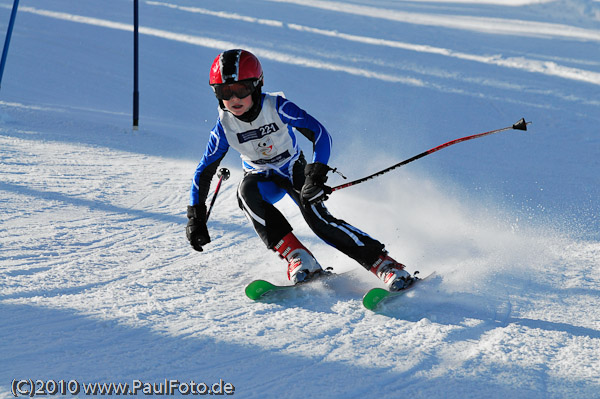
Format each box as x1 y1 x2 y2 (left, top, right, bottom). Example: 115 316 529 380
513 118 530 131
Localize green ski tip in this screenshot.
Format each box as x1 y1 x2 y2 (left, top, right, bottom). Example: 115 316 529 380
245 271 337 301
245 279 280 300
362 287 392 310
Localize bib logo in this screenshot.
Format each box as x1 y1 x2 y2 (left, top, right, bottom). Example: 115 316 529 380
254 136 276 158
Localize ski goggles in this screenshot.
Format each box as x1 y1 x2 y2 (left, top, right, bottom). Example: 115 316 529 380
211 79 259 101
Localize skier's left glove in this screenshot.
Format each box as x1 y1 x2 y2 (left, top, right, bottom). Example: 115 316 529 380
186 204 210 252
301 162 333 204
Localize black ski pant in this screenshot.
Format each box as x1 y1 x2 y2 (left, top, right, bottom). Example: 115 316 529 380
236 170 384 269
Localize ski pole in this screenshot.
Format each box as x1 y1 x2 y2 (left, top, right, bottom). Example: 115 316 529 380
206 167 230 220
0 0 20 91
332 118 530 192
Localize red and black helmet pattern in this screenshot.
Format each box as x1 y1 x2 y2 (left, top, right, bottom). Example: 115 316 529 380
209 49 263 85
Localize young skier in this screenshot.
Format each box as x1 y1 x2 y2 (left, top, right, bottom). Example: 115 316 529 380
186 49 416 291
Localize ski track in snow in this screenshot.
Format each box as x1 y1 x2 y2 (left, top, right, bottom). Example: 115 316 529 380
265 0 600 41
1 0 599 398
7 2 600 88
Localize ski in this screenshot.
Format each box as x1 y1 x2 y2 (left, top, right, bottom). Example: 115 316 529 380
362 272 435 311
245 270 334 300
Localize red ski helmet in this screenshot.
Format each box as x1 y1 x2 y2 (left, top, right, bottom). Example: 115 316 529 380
209 49 263 86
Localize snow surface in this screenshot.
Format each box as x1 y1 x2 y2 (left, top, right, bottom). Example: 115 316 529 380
1 0 599 397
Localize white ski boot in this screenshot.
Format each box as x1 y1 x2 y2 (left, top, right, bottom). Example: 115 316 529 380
274 232 323 283
370 251 414 291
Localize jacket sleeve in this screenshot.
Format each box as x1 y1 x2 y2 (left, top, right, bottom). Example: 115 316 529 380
276 96 332 165
189 121 230 206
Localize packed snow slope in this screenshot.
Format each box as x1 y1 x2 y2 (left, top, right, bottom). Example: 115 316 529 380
1 0 599 398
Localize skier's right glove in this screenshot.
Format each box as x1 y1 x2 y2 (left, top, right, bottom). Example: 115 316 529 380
186 204 210 252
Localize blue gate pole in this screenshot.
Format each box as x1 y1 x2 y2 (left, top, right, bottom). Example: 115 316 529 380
133 0 139 129
0 0 20 91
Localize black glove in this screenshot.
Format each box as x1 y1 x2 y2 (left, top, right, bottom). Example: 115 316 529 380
186 204 210 252
301 162 333 204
